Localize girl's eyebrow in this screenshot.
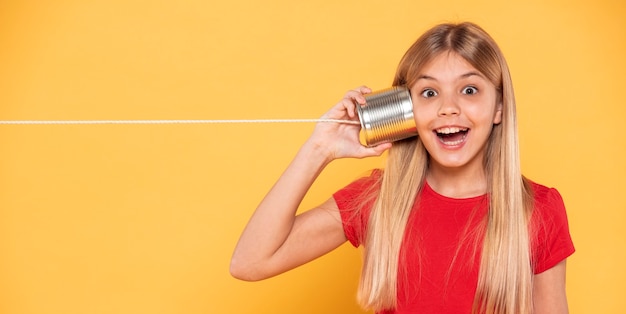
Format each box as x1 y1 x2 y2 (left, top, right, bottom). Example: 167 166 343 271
461 71 485 79
417 74 436 81
417 71 485 81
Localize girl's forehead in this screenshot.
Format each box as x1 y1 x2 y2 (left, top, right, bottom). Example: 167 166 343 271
422 52 477 74
415 52 485 83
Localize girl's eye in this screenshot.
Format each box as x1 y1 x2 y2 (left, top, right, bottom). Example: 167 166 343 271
421 89 438 98
462 86 478 95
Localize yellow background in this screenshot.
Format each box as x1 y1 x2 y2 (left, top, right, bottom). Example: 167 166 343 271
0 0 624 313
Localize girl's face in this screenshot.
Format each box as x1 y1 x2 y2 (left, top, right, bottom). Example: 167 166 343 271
410 52 502 173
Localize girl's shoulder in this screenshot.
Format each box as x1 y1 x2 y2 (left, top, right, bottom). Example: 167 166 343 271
524 178 566 211
524 178 575 273
333 169 383 248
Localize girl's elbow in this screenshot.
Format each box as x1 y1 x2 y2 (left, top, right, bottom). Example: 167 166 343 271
229 257 266 282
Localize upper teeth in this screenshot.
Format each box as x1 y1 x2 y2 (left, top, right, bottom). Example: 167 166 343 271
436 127 467 134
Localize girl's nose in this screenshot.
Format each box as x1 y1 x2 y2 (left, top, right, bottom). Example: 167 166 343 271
437 96 460 117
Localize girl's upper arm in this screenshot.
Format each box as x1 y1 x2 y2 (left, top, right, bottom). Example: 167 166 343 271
258 197 348 279
533 260 569 314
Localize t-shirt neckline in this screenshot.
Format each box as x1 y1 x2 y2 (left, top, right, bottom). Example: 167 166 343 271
423 180 488 203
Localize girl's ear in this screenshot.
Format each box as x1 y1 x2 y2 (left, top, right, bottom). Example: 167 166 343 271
493 103 503 125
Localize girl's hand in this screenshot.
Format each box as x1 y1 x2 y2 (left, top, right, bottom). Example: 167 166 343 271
307 86 392 161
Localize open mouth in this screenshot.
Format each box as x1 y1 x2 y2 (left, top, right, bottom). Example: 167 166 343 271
434 127 469 146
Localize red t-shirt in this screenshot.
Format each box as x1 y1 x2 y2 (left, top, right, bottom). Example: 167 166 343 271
333 170 575 313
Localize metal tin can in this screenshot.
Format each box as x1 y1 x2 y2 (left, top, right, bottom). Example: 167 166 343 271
356 86 417 147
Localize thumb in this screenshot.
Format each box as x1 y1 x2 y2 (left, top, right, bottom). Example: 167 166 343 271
358 142 392 158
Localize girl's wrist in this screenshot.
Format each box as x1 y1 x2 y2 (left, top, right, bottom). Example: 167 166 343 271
300 138 335 168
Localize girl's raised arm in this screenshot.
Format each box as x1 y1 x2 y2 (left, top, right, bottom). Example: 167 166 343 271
230 87 391 281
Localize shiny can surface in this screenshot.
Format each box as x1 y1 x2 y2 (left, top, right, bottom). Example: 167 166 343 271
356 86 417 147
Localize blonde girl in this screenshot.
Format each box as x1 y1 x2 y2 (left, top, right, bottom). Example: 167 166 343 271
231 22 574 313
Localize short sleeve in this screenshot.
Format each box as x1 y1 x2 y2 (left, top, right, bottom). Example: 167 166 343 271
530 185 576 274
333 170 381 248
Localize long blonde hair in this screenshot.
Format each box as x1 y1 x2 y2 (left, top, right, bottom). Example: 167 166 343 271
357 22 534 313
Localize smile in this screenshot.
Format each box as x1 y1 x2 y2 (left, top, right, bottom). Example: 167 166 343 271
434 127 469 146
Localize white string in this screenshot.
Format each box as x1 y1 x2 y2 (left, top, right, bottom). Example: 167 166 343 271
0 119 361 125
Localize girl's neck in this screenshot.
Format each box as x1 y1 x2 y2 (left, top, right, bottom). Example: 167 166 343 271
426 162 488 199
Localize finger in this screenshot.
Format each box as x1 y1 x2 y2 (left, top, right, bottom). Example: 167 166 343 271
345 86 371 101
346 88 369 105
356 86 372 95
371 142 392 155
334 96 357 119
360 142 392 157
343 86 370 118
345 98 357 119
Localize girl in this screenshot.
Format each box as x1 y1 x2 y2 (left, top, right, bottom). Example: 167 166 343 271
230 22 574 313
